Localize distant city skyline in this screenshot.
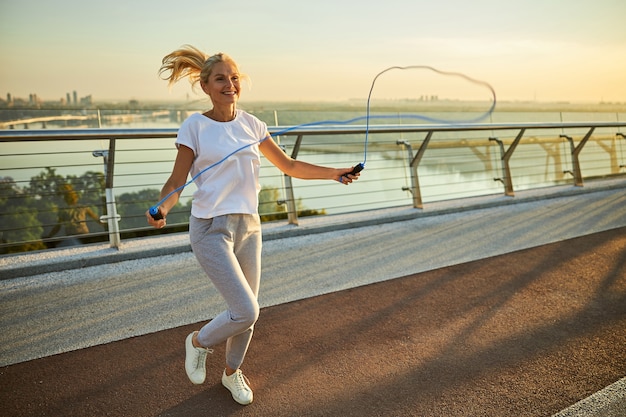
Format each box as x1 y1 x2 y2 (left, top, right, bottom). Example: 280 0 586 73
4 90 93 106
1 0 625 104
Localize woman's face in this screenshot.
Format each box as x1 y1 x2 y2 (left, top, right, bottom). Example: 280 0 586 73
201 61 241 106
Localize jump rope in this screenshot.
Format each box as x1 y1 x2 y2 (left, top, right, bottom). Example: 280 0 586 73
149 65 497 220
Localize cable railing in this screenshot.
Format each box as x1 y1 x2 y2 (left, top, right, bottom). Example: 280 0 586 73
1 121 625 254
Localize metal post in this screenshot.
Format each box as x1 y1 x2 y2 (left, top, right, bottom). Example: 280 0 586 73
561 127 595 187
397 131 433 209
489 128 526 196
104 188 121 248
283 175 298 225
93 138 121 248
489 137 506 186
397 140 418 207
618 133 626 169
410 131 434 209
283 134 304 225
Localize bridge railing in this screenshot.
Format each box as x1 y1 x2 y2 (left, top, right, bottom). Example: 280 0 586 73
1 121 625 253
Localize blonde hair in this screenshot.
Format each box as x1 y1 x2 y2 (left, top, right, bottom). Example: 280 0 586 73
158 45 246 90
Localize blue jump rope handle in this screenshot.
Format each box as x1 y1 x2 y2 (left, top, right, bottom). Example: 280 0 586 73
149 206 163 220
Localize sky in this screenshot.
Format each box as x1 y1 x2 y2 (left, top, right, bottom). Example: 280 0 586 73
1 0 625 104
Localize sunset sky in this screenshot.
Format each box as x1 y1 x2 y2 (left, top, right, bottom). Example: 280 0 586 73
1 0 625 104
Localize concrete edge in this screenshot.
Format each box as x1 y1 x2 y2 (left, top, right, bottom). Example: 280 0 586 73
551 377 626 417
1 245 193 280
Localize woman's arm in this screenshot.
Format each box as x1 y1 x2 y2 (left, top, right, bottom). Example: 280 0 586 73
146 145 195 228
259 136 360 184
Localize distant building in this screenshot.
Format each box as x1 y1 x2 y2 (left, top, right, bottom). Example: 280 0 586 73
80 95 93 106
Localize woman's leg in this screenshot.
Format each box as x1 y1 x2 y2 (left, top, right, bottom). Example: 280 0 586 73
225 214 262 370
189 214 261 370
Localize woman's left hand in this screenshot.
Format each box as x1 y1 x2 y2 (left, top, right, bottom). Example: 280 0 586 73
337 168 360 185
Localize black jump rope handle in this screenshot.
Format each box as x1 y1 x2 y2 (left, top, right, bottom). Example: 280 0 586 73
346 162 364 177
149 206 163 220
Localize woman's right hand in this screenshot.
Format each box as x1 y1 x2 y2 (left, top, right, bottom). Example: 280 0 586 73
146 208 167 229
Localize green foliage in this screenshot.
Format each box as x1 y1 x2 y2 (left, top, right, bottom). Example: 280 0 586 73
0 168 107 253
1 173 324 254
27 168 106 239
28 168 66 204
0 177 46 253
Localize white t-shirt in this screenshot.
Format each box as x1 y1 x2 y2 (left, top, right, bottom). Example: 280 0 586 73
175 110 269 219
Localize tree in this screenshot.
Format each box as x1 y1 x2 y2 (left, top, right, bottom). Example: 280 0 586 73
26 168 106 242
0 177 46 253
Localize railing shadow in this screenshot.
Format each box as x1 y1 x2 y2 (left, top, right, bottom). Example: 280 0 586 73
247 227 626 416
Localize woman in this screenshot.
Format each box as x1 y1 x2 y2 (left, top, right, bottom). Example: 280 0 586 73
147 45 359 405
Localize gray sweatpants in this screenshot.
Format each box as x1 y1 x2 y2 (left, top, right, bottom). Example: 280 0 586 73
189 214 262 370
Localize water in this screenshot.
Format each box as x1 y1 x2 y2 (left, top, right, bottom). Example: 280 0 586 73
2 105 626 217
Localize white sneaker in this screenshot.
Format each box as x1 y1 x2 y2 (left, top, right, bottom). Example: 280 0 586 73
222 369 253 405
184 332 212 385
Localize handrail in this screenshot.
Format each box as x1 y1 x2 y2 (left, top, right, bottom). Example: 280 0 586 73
1 120 626 141
1 120 625 252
